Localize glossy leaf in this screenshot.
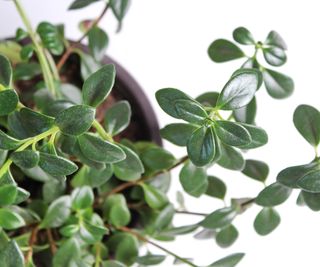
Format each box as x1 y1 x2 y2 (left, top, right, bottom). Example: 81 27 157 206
82 64 116 107
0 89 18 116
263 68 294 99
217 143 245 171
206 176 227 200
196 92 219 107
0 54 12 87
233 27 255 45
0 208 25 230
301 191 320 211
208 39 245 62
0 130 23 150
160 123 198 146
179 161 208 197
187 126 215 167
20 44 34 61
208 253 245 267
256 182 292 207
233 97 256 124
238 123 268 149
265 30 287 50
103 194 131 227
13 62 41 81
136 254 166 265
0 240 24 267
71 186 94 210
141 147 175 172
11 150 39 169
174 99 207 124
293 105 320 147
110 0 130 31
141 183 168 209
216 224 239 248
37 22 64 55
297 170 320 193
200 207 237 229
263 46 286 66
254 207 280 236
53 238 80 267
0 184 17 205
88 26 109 61
242 159 269 182
104 100 131 136
55 105 95 136
217 69 259 110
68 0 100 9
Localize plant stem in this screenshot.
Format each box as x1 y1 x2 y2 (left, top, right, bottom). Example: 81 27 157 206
25 225 39 263
175 210 208 217
56 4 110 71
13 0 57 96
94 243 101 267
46 229 57 254
118 226 198 267
92 120 113 142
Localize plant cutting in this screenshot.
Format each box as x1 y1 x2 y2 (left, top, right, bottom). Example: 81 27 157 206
0 1 318 267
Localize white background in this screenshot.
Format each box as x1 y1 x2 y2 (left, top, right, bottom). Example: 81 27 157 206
1 1 320 266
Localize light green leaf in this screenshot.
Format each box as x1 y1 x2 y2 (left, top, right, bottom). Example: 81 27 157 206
141 183 168 210
0 240 24 267
0 184 17 206
0 208 25 230
71 186 94 210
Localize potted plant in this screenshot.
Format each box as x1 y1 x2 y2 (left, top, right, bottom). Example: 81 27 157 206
0 1 319 267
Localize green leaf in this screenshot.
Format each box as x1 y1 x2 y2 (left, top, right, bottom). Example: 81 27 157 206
71 186 94 210
263 46 286 66
233 27 255 45
254 207 280 236
263 69 294 99
242 159 269 182
297 170 320 193
103 194 131 227
301 191 320 211
187 126 215 167
277 162 319 188
156 88 194 118
88 26 109 61
179 161 208 197
60 224 79 237
0 208 25 230
14 187 30 204
68 0 100 9
217 69 259 110
37 22 64 55
216 224 239 248
293 105 320 147
200 207 237 229
215 120 251 147
102 261 126 267
0 184 17 205
80 218 108 243
160 123 198 147
256 182 292 207
55 105 95 136
208 253 245 267
104 100 131 136
154 204 175 231
20 44 34 61
82 64 116 107
0 149 7 166
53 238 80 267
0 240 24 267
238 123 268 149
110 0 130 31
206 176 227 200
265 30 287 50
40 196 71 228
141 147 176 172
0 130 23 150
162 224 199 236
39 152 78 177
0 41 22 65
217 143 244 171
13 62 41 81
11 150 39 169
113 145 144 181
141 183 168 209
233 97 256 124
196 92 219 107
78 133 126 163
0 54 12 87
174 99 207 124
0 89 18 116
208 39 245 62
136 254 166 265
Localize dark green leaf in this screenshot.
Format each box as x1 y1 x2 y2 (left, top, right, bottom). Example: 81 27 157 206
0 149 7 166
0 184 17 205
78 133 125 163
0 130 23 150
233 27 255 45
0 240 24 267
136 254 166 265
297 170 320 193
263 69 294 99
154 204 175 231
156 88 194 118
0 54 12 87
217 69 259 110
141 183 168 209
0 89 18 116
233 97 256 124
110 0 130 31
187 126 215 167
141 147 175 172
14 187 30 204
16 28 28 41
216 224 239 248
113 145 144 181
0 208 25 229
263 46 286 66
254 207 280 236
256 182 292 207
37 22 64 55
206 176 227 200
103 194 131 227
43 179 65 203
71 186 94 210
102 261 126 267
196 92 219 107
208 39 245 62
208 253 245 267
160 123 198 147
174 99 207 124
217 143 244 171
13 62 41 81
242 159 269 182
79 51 101 80
179 161 208 197
215 120 251 147
55 105 95 136
301 191 320 211
40 196 71 228
293 105 320 147
200 207 237 229
88 26 109 61
104 100 131 136
53 238 80 267
68 0 100 9
82 64 116 107
162 224 199 236
39 152 78 176
20 44 34 61
11 150 39 169
265 30 287 50
238 123 268 149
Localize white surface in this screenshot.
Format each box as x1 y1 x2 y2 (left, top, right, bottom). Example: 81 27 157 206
1 1 320 266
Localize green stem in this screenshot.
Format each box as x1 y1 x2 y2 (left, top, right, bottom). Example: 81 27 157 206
92 120 113 142
45 49 60 82
94 243 101 267
13 0 57 96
